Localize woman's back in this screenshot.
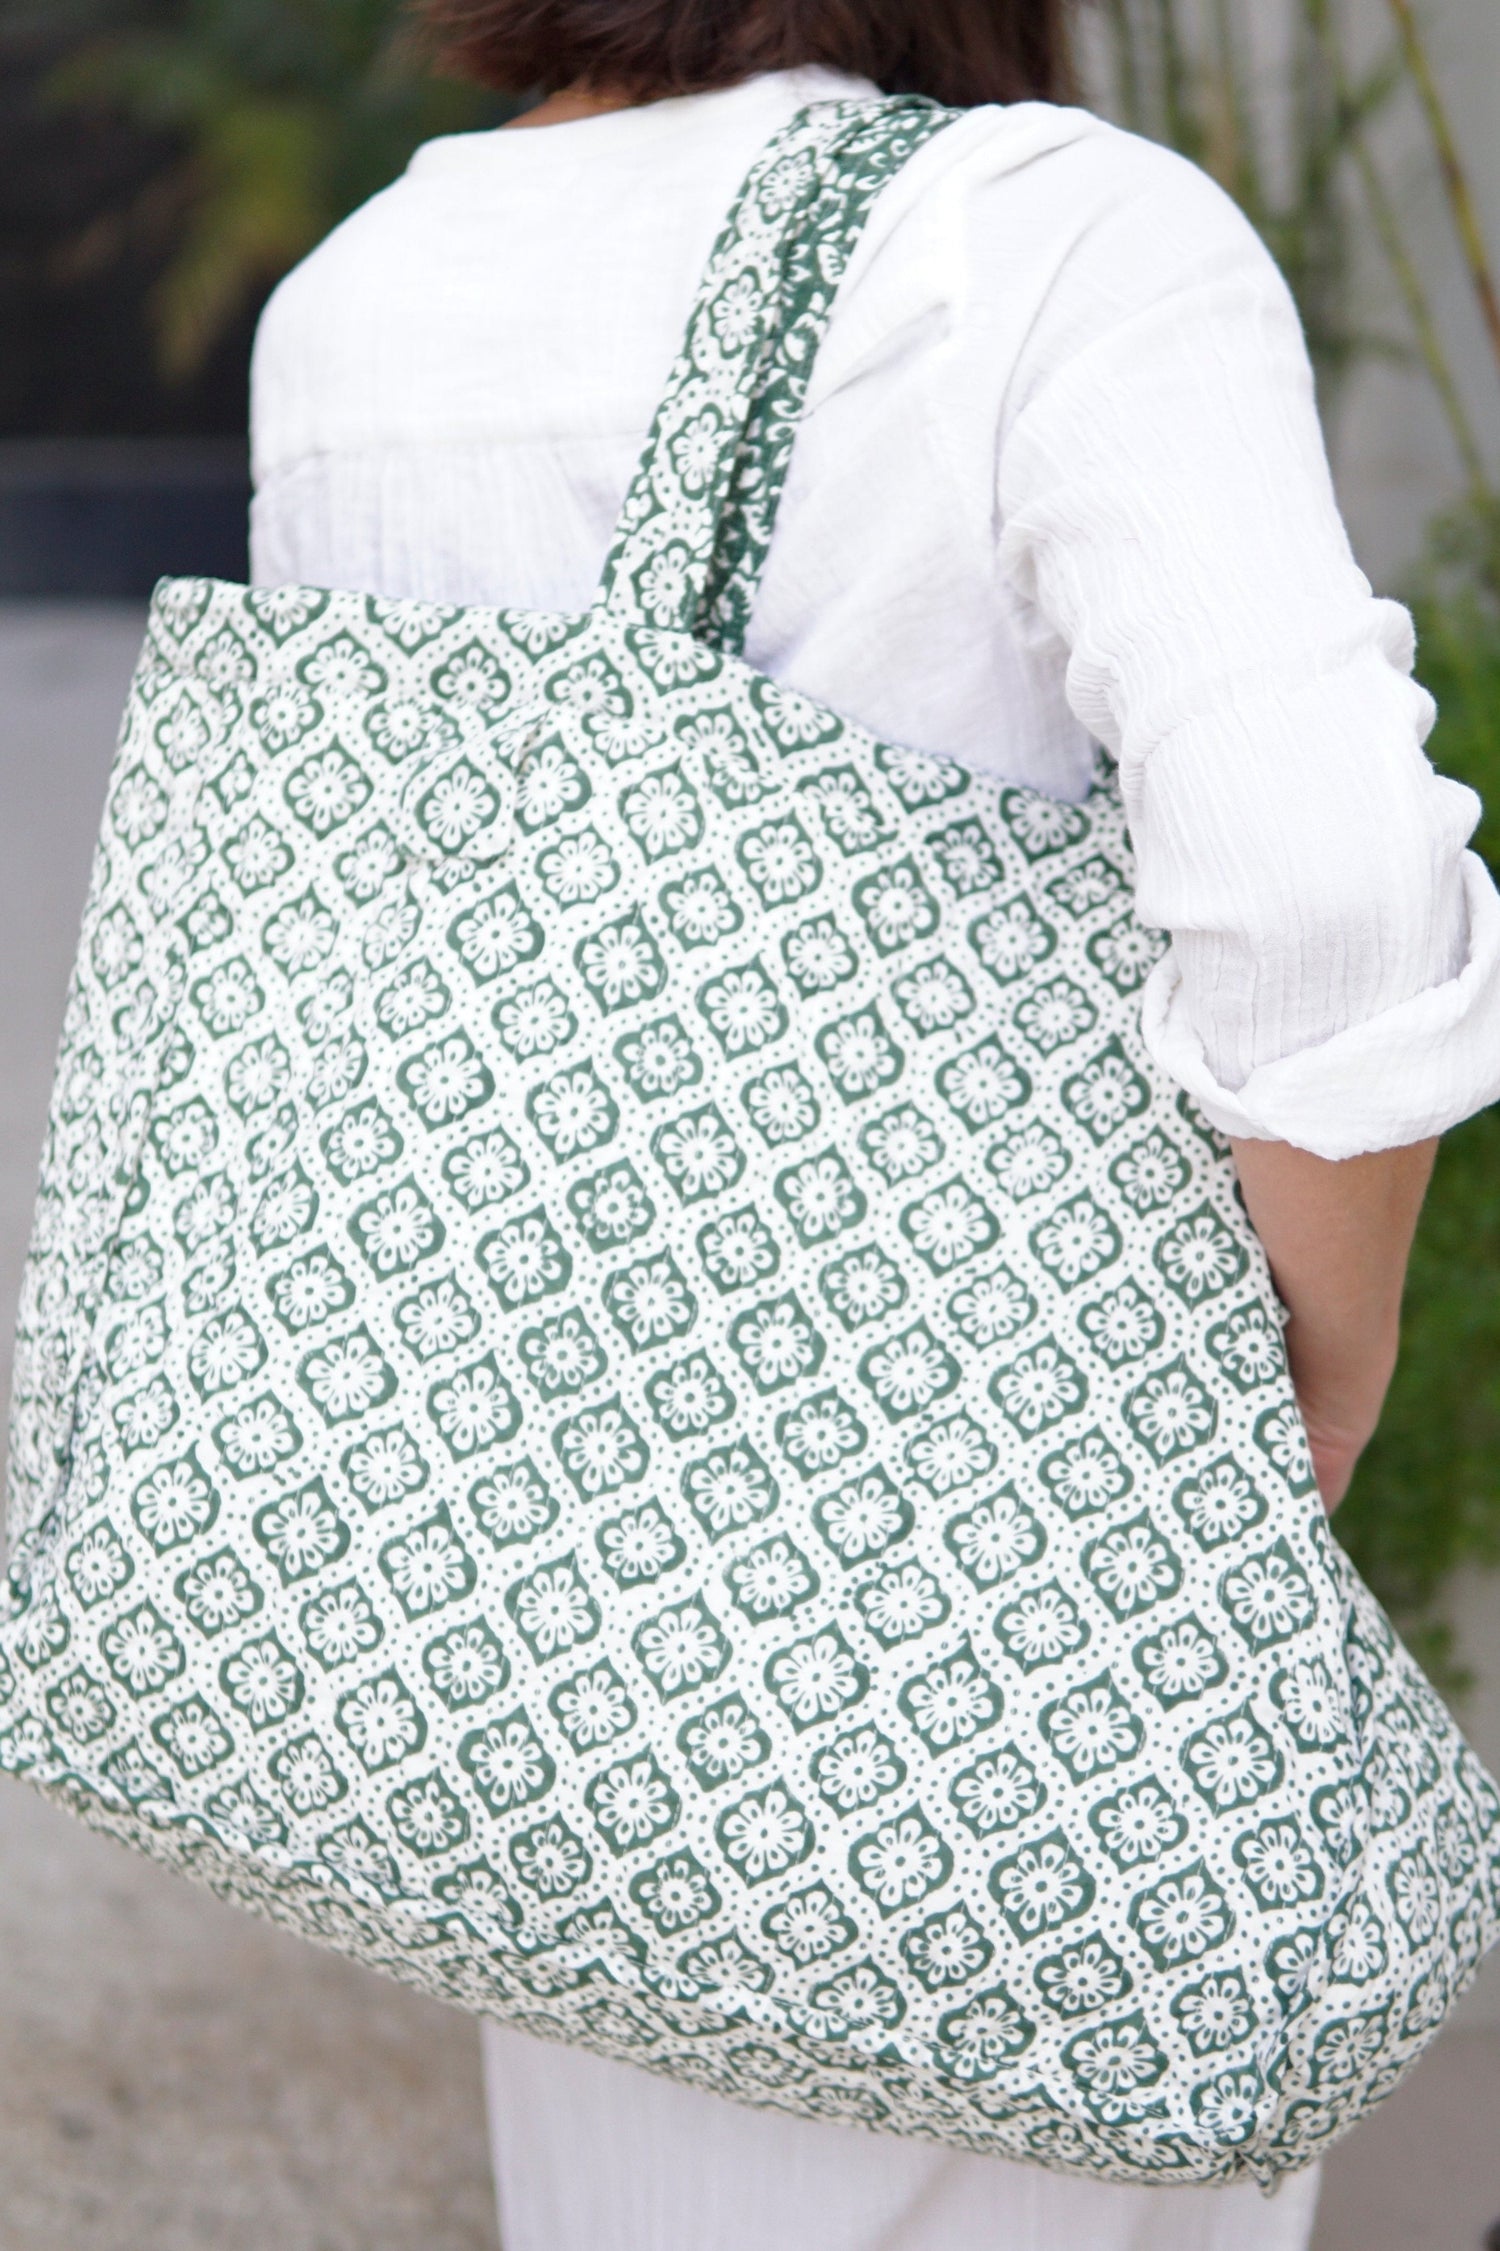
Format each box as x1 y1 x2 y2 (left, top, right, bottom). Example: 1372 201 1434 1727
254 67 1107 787
250 66 1494 1156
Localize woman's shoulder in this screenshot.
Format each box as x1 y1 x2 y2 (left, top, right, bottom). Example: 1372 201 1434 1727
890 98 1280 285
255 159 446 343
263 95 1273 328
811 99 1299 416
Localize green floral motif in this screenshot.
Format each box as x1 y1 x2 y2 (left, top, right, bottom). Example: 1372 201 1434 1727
177 1548 262 1638
477 1209 571 1309
634 1598 731 1703
101 1604 186 1699
651 1102 741 1199
900 1178 998 1274
1060 1036 1152 1145
252 1479 350 1587
388 1770 470 1860
297 1326 397 1426
981 1116 1063 1206
1174 1457 1269 1552
935 1983 1035 2082
660 866 741 949
1129 1862 1235 1973
682 1443 779 1543
1034 1932 1132 2019
131 1454 218 1552
421 1618 507 1711
994 1583 1090 1674
811 1724 906 1813
858 1321 959 1422
568 1162 656 1251
596 1497 684 1589
5 90 1495 2191
447 885 543 984
717 1782 816 1887
1205 1303 1286 1394
67 1525 134 1611
775 1149 865 1247
379 1507 476 1622
644 1353 735 1438
550 1662 636 1752
678 1695 771 1790
458 1708 554 1818
518 1308 608 1398
812 1470 912 1565
335 1667 425 1773
990 1829 1095 1942
1181 1702 1286 1812
898 1638 1001 1752
767 1625 867 1732
725 1530 819 1620
1217 1541 1317 1652
296 1579 380 1672
943 1486 1044 1589
851 1805 952 1916
586 1752 681 1856
854 1562 947 1647
900 1902 992 1993
1063 2009 1166 2120
1081 1512 1183 1622
630 1849 719 1934
819 1244 905 1331
781 913 857 997
949 1746 1046 1838
220 1632 304 1732
1039 1671 1145 1785
1154 1203 1250 1307
1029 1195 1122 1293
816 1007 903 1103
1122 1359 1219 1466
427 1355 522 1461
1134 1613 1229 1710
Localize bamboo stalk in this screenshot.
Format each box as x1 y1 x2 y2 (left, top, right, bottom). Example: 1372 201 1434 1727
1385 0 1500 390
1104 0 1144 133
1154 0 1198 161
1311 0 1491 499
1207 0 1252 208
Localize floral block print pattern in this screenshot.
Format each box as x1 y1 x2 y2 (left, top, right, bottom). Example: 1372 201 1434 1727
4 96 1499 2191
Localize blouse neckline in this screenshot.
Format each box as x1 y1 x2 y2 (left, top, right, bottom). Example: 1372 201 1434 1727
405 66 879 177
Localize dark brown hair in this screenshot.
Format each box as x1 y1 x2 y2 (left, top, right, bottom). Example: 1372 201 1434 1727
418 0 1076 108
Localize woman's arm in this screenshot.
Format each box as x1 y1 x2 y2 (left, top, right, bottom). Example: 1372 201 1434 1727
993 127 1500 1163
1229 1136 1438 1512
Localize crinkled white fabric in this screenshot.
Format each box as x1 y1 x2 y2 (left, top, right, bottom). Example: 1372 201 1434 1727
481 2024 1323 2251
249 66 1500 1160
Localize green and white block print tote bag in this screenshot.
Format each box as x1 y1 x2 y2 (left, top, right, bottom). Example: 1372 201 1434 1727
5 97 1498 2187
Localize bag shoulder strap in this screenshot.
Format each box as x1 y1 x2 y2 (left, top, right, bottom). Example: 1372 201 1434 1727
595 96 958 657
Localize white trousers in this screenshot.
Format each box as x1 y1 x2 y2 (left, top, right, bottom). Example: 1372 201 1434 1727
481 2023 1323 2251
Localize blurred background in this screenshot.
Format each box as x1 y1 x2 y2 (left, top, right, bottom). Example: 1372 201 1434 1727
0 1 1498 2245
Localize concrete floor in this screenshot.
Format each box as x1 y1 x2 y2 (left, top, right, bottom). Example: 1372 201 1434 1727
1 603 1497 2249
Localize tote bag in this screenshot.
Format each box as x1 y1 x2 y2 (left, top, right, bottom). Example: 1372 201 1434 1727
4 97 1498 2188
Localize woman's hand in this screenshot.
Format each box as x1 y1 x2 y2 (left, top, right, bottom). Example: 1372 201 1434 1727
1228 1135 1438 1512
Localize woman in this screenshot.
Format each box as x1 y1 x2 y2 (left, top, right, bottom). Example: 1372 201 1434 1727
249 3 1500 2245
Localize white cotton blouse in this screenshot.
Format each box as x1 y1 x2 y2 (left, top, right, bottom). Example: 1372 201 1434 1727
249 65 1500 1161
